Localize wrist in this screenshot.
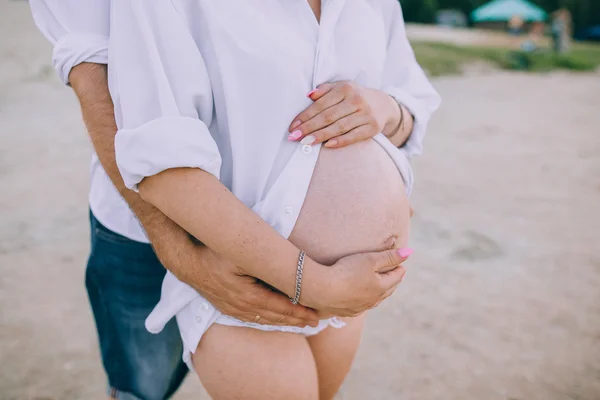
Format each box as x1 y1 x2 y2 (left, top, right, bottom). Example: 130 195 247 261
383 95 403 138
146 216 216 295
298 258 333 309
384 99 415 147
143 214 194 273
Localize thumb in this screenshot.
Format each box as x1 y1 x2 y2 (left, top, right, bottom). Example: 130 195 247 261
372 248 413 273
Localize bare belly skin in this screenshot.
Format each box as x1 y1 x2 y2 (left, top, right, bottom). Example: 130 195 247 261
288 139 410 266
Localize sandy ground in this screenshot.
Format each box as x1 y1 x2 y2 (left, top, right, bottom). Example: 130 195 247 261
2 2 600 400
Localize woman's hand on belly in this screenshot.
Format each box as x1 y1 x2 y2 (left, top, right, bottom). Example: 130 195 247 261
287 81 411 148
302 248 412 318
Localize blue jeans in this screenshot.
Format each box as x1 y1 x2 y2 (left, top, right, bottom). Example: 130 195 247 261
86 212 188 400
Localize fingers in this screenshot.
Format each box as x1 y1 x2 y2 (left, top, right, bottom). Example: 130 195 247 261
373 266 406 308
254 288 320 327
371 248 413 272
288 81 382 147
288 85 346 133
323 123 375 148
209 279 321 327
378 268 407 304
302 115 369 146
307 82 336 101
299 104 360 139
378 265 407 291
265 296 320 327
253 310 316 328
232 306 319 328
289 89 344 136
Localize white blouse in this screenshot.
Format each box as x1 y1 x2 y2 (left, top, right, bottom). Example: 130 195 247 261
30 0 440 244
31 0 440 339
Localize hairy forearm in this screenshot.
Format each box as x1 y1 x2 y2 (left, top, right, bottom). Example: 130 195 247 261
139 168 328 306
68 63 193 269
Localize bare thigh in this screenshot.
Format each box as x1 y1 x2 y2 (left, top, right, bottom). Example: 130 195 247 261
193 324 319 400
307 315 367 400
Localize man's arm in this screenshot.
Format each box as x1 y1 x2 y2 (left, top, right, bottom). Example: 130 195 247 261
69 63 188 261
69 64 321 327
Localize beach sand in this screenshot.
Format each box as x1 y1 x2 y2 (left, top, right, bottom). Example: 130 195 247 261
1 2 599 399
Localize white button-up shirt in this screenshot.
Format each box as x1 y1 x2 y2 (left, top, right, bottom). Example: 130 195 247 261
30 0 440 245
31 0 441 343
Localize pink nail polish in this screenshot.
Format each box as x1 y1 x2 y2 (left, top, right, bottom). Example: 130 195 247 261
288 130 302 141
291 120 301 129
397 248 413 258
307 89 318 98
324 139 338 148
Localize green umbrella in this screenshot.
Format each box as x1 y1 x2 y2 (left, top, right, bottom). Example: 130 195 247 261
471 0 548 22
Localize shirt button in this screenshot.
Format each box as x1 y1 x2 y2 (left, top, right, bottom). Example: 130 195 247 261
195 316 202 324
301 145 312 155
284 206 293 215
200 302 210 311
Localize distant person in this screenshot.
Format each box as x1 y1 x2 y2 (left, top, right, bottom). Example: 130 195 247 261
508 15 525 36
521 22 545 53
531 21 546 39
551 14 565 52
552 9 572 54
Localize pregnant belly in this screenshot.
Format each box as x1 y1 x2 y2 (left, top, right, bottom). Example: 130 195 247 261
288 139 410 266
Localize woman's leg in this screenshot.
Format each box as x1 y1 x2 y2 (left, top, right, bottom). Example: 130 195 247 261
307 315 366 400
192 324 319 400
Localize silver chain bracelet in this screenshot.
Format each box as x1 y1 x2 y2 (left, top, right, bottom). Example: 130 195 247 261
291 250 305 305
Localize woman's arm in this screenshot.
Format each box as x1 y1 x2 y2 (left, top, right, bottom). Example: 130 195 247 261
141 167 411 317
379 0 442 152
140 168 318 302
285 0 440 150
111 0 408 316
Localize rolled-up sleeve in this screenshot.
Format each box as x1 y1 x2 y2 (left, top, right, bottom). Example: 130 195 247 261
110 0 222 192
380 0 441 157
29 0 110 85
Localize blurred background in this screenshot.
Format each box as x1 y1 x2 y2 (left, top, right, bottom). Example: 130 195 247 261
1 0 599 399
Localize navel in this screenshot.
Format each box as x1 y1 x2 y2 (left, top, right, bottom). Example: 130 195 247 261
383 234 399 250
